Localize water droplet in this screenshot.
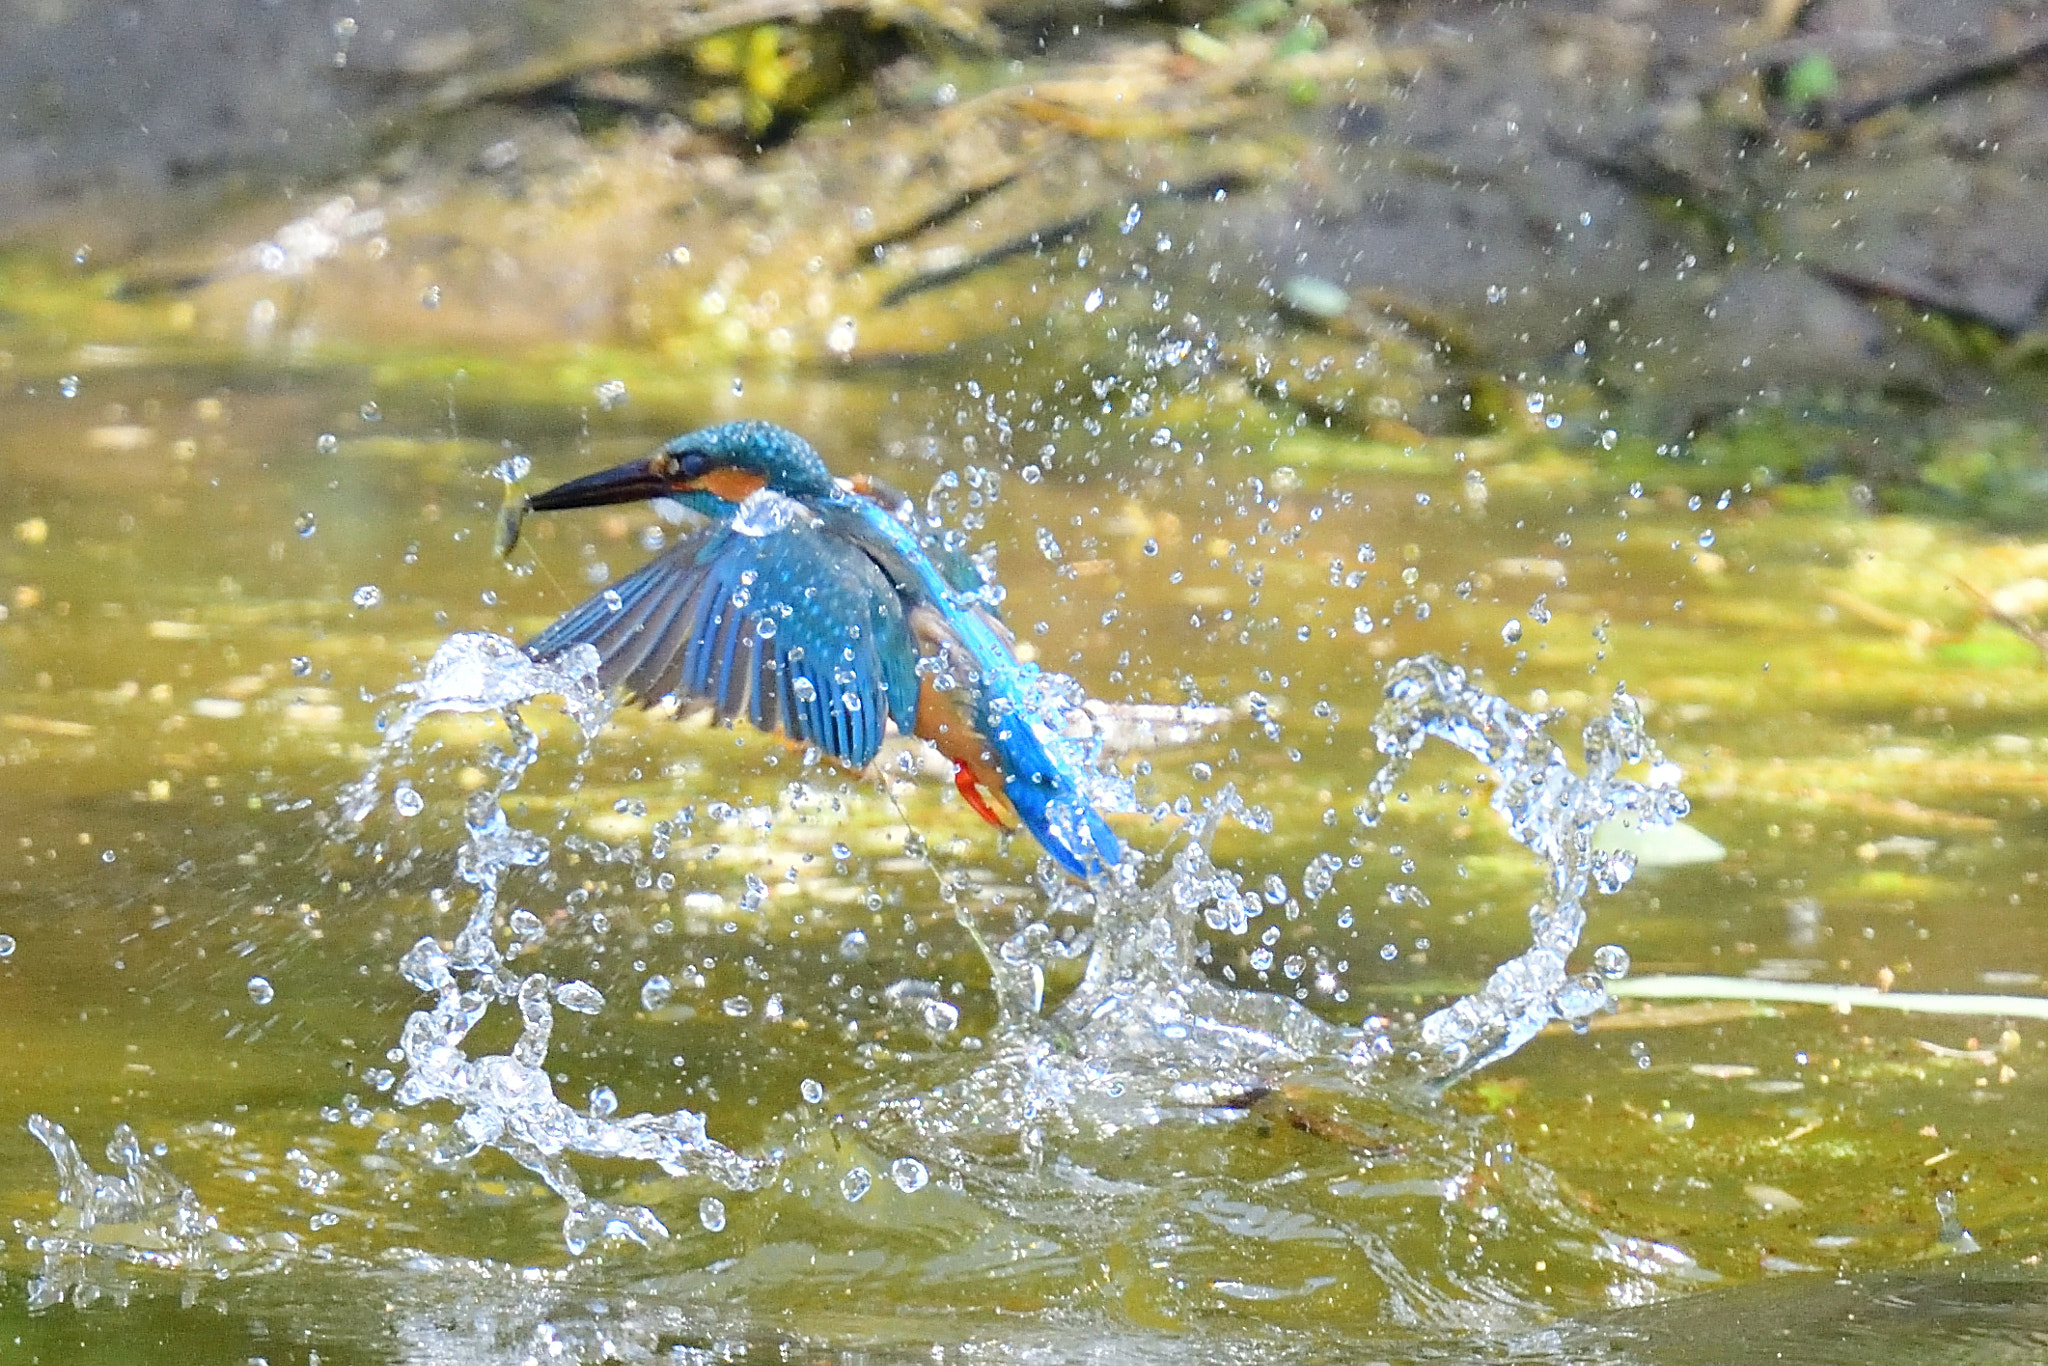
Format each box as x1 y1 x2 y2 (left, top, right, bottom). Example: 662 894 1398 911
1352 606 1375 634
699 1196 727 1232
721 995 753 1018
1501 618 1523 645
825 316 858 355
1083 287 1105 314
420 285 441 309
554 981 605 1014
841 1166 872 1202
1698 529 1716 548
290 656 312 677
1485 284 1506 305
352 585 383 609
0 935 16 958
247 976 275 1006
1594 849 1637 894
839 929 869 961
1120 203 1142 234
1380 942 1400 961
315 432 340 456
593 378 628 410
295 512 317 537
57 375 79 398
890 1157 929 1193
640 975 673 1010
392 785 424 817
1141 538 1159 556
800 1077 825 1104
1302 852 1343 902
398 937 451 992
1556 974 1607 1022
731 376 745 396
1593 943 1631 979
755 617 777 640
360 401 381 422
792 677 818 703
588 1085 617 1117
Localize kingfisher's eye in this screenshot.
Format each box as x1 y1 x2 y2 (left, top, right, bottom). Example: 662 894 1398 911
661 448 710 482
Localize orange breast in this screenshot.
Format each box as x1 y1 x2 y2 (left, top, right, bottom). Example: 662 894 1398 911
915 675 1016 827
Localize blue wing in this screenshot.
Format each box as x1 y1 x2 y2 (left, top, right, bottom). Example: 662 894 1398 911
527 521 919 768
846 474 1004 620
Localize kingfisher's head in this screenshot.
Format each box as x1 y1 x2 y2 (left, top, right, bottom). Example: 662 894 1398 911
523 421 837 523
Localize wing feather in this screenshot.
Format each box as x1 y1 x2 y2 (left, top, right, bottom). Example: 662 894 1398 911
623 573 712 706
599 573 697 697
526 518 912 768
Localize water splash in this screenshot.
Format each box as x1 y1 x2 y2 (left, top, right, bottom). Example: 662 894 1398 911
17 1116 294 1310
343 633 770 1253
347 635 1681 1250
1368 656 1689 1082
731 487 816 537
892 653 1686 1150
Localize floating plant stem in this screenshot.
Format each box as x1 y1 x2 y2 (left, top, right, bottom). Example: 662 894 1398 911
1615 976 2048 1021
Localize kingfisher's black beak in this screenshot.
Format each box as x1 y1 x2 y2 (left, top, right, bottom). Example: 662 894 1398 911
526 456 677 513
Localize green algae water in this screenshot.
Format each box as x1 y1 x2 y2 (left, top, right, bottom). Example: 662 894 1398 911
6 347 2048 1365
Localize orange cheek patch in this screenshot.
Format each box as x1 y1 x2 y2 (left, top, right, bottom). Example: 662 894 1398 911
692 468 769 502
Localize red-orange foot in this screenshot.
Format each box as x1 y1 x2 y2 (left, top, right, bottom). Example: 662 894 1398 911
953 761 1007 828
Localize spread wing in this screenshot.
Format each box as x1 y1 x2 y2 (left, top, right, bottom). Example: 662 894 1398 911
527 520 919 768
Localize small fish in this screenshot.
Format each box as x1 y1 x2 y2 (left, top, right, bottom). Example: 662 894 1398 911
495 488 532 559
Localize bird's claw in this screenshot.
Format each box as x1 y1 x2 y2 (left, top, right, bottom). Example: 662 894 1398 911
953 761 1008 828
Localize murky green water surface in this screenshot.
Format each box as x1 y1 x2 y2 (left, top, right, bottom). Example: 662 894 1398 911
5 334 2048 1365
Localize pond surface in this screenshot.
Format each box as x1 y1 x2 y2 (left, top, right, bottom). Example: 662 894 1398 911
4 338 2048 1364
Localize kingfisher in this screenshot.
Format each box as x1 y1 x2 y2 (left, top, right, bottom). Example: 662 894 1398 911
504 420 1122 879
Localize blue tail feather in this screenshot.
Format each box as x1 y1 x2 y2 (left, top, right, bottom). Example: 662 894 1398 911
993 724 1121 878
